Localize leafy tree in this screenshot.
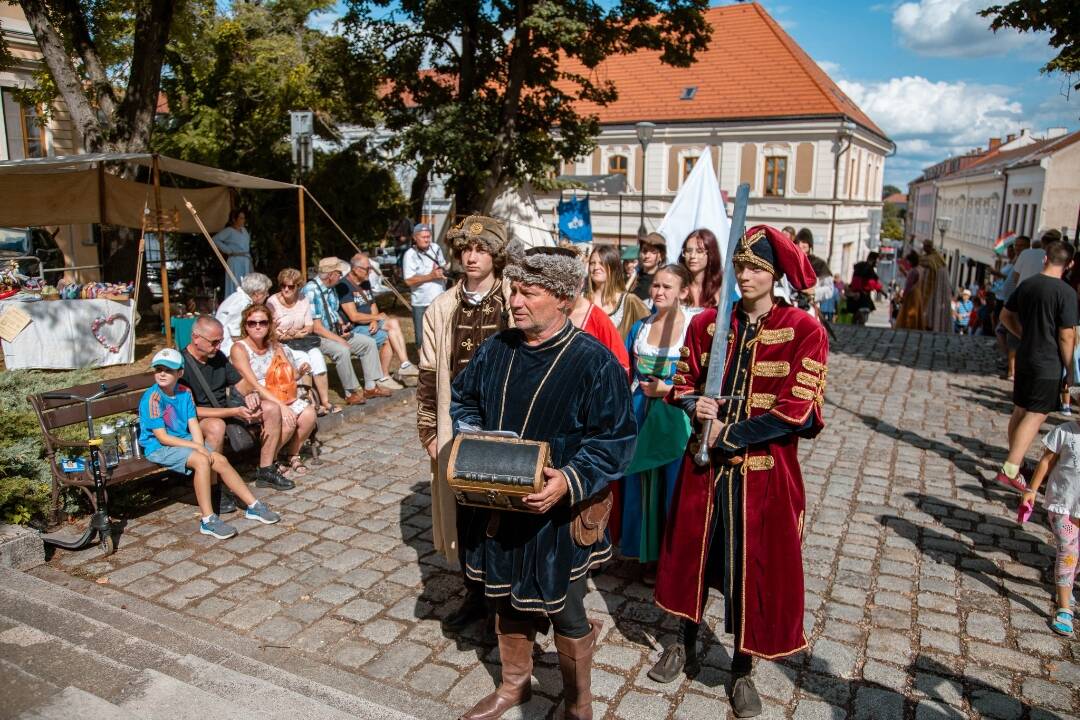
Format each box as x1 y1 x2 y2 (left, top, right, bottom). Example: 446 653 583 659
882 201 905 241
343 0 712 214
882 184 902 199
980 0 1079 92
155 0 404 282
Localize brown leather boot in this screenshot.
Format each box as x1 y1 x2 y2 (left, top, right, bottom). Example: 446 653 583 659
554 619 602 720
459 614 536 720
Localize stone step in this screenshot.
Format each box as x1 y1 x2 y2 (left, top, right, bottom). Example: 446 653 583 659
2 566 441 719
18 685 143 720
0 584 356 720
117 668 258 720
0 656 66 718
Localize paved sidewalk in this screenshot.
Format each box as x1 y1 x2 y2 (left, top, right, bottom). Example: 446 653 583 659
37 326 1080 719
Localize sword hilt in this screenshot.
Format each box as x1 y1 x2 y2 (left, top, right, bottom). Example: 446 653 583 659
693 419 713 466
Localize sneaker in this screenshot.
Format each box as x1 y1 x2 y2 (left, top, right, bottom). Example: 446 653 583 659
376 376 404 391
244 500 280 525
1061 405 1072 415
255 465 295 490
200 514 237 539
396 362 419 378
994 470 1028 493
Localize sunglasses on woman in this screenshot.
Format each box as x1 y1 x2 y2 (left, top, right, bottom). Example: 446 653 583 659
246 319 270 327
281 283 296 289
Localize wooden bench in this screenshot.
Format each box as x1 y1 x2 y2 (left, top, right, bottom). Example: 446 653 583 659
30 373 167 525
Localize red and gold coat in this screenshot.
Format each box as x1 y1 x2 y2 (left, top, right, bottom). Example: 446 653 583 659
654 303 827 659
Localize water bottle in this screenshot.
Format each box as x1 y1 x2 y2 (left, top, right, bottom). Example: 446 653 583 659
114 419 131 459
99 423 120 468
129 418 143 459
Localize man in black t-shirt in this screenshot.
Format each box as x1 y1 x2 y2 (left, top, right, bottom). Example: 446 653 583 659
998 239 1077 492
180 316 294 492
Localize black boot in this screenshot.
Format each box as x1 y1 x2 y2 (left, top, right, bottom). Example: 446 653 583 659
255 465 295 490
729 651 761 718
647 619 699 682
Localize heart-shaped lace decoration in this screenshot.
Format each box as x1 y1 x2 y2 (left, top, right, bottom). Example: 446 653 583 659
91 313 131 353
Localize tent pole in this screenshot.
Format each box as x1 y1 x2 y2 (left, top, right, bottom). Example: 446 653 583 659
298 186 307 279
153 154 173 347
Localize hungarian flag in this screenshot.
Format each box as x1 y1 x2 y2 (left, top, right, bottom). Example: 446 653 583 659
993 230 1016 255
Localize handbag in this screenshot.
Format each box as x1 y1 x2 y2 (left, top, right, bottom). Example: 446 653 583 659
571 485 613 547
182 350 257 453
284 334 320 352
265 347 298 404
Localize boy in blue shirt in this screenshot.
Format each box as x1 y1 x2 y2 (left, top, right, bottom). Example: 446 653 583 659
139 348 280 539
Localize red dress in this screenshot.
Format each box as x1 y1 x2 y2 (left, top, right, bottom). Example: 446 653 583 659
654 303 827 659
581 303 629 372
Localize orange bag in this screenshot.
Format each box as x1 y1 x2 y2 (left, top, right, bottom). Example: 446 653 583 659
265 347 297 404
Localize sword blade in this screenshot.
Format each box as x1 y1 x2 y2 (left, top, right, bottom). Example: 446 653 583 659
701 183 751 398
693 183 750 466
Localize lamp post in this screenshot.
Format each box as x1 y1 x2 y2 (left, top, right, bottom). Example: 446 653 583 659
635 121 655 239
936 216 952 251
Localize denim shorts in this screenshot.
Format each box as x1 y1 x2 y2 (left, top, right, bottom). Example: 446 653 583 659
353 319 389 348
145 442 215 475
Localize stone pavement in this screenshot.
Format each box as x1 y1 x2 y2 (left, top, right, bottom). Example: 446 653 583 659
30 326 1080 719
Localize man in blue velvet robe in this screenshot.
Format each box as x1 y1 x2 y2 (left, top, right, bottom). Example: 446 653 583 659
450 247 636 720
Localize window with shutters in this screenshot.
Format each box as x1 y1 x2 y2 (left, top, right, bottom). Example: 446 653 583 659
764 156 786 197
608 154 628 178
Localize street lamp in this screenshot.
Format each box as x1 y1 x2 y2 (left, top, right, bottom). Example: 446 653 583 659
635 121 655 239
936 216 952 251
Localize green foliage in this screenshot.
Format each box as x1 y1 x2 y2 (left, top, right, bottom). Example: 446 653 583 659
980 0 1079 92
156 0 403 280
882 184 902 199
343 0 712 212
0 368 95 525
882 201 905 241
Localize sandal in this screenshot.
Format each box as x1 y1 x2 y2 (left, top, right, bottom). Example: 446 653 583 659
287 455 309 476
317 404 342 417
1051 608 1074 636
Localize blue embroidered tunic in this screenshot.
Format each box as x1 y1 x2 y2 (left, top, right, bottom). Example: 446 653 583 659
450 321 636 614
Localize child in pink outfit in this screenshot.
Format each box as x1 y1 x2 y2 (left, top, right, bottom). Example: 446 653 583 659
1023 420 1080 636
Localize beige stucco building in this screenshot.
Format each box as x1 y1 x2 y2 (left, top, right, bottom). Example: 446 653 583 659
541 2 893 281
1 3 98 279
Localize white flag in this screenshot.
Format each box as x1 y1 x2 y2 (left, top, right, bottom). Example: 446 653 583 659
655 152 731 264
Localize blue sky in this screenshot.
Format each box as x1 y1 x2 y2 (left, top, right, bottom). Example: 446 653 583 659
309 0 1077 189
759 0 1076 187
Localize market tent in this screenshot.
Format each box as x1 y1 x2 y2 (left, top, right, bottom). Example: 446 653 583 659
0 152 308 345
0 153 297 233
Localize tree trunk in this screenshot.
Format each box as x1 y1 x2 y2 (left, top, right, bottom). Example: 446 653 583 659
409 160 433 221
19 0 107 152
114 0 177 152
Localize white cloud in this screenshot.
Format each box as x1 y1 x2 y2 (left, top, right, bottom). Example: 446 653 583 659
893 0 1048 58
840 75 1024 149
816 59 842 78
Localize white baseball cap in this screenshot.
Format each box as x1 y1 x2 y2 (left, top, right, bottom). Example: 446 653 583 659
151 348 184 370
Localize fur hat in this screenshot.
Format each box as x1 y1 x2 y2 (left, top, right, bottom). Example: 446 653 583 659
504 247 586 299
448 215 510 256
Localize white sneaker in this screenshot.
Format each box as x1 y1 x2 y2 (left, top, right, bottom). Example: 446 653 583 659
376 376 404 390
396 362 419 377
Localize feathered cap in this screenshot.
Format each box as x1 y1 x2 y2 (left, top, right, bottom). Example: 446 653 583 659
504 246 586 299
733 224 817 291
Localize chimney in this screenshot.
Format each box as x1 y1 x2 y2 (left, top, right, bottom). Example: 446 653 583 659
1046 127 1068 139
988 137 1001 151
1006 133 1016 143
1020 128 1030 137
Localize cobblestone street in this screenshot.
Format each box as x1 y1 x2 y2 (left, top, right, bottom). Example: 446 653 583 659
34 326 1080 719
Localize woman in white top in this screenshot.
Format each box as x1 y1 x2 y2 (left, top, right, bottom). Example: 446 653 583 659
215 272 271 357
588 244 649 339
267 267 336 416
620 264 693 581
230 303 317 476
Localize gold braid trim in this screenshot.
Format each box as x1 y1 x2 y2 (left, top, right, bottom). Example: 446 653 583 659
701 352 709 364
802 357 826 373
743 455 775 472
791 386 815 401
680 346 690 358
752 361 790 377
796 371 823 388
748 393 776 409
757 327 795 345
707 323 716 337
676 361 690 372
732 251 776 277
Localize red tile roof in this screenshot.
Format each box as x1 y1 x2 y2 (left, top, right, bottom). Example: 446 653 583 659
559 2 887 140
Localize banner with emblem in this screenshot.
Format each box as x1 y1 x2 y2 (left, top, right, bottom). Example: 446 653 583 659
557 193 593 244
